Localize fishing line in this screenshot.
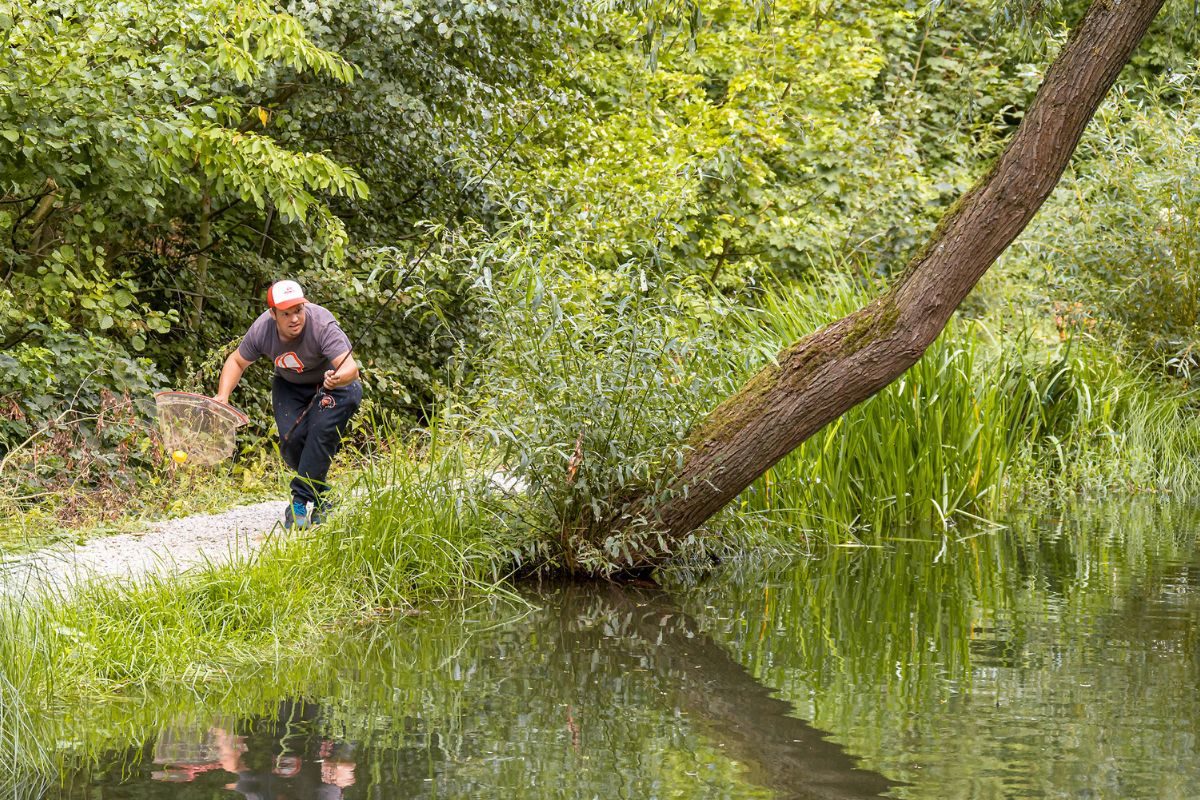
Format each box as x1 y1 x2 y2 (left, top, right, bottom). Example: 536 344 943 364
283 93 553 442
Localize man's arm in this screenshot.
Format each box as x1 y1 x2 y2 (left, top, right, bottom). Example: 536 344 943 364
324 350 359 390
215 350 253 404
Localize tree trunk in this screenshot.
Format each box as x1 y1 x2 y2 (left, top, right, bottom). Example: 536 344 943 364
609 0 1166 560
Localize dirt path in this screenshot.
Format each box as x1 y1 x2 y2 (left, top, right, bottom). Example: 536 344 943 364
0 498 287 600
0 471 523 601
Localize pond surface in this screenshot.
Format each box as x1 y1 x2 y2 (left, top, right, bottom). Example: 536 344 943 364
31 502 1200 798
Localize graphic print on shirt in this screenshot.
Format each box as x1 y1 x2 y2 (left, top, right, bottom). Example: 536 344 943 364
275 352 305 372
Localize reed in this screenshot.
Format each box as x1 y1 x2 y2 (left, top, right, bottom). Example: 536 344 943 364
728 276 1014 539
306 425 525 604
1004 344 1200 497
733 275 1200 541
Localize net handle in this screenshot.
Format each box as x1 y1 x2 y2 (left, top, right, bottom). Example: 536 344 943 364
154 390 250 427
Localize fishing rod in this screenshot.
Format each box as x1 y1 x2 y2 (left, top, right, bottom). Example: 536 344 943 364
283 94 551 442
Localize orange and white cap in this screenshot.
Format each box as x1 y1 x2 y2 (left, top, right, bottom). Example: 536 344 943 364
267 280 307 310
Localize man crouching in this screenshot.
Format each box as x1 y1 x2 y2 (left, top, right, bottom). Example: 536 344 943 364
214 280 362 528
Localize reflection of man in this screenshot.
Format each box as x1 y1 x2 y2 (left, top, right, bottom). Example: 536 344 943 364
214 280 362 529
321 759 357 790
318 740 357 793
150 722 238 783
205 726 356 800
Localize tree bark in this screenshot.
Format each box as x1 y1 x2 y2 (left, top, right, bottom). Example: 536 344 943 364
610 0 1166 559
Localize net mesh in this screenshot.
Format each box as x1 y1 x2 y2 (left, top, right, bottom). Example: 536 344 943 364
154 392 249 466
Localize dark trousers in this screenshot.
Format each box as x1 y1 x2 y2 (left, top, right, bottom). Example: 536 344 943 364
272 376 362 506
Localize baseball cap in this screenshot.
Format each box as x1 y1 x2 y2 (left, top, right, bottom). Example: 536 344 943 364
267 280 307 310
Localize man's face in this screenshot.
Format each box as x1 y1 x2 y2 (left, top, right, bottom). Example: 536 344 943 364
271 304 306 340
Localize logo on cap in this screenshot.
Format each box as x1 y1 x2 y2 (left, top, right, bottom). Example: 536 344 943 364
267 280 307 310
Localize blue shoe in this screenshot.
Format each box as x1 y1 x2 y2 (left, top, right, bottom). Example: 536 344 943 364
284 499 309 529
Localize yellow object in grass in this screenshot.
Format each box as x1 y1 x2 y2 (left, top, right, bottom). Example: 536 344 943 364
172 450 188 464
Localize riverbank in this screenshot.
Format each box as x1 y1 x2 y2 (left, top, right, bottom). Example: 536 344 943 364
10 500 1200 800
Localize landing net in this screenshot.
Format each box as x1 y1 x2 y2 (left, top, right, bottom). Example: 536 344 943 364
153 391 249 466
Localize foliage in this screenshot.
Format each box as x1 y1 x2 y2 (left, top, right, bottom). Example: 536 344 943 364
1003 74 1200 377
0 333 165 506
0 0 367 487
275 0 594 231
0 0 366 263
1002 342 1200 496
198 0 598 427
448 221 740 573
0 0 590 480
497 0 1045 300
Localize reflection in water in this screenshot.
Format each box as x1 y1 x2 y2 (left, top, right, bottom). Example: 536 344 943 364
45 584 890 799
27 500 1200 799
148 702 356 799
604 585 893 799
677 501 1200 799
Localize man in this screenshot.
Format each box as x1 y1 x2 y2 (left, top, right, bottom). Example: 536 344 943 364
215 280 362 528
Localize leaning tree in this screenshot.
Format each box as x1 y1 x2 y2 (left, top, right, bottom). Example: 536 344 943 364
588 0 1167 568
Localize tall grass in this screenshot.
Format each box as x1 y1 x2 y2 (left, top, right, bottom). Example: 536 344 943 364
731 277 1013 537
0 666 42 797
0 425 522 784
734 275 1200 541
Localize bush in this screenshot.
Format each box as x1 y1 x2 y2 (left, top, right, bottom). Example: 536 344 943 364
0 332 166 500
449 222 740 572
1005 75 1200 376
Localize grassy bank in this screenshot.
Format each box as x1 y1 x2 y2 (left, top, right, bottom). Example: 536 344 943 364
0 433 523 783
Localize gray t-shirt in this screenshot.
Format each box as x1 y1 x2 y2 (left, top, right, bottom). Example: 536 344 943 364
237 303 352 385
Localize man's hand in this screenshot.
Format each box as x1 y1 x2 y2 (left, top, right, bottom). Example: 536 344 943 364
213 393 231 405
324 350 358 390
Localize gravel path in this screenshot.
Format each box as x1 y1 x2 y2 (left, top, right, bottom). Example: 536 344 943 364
0 498 288 600
0 472 523 602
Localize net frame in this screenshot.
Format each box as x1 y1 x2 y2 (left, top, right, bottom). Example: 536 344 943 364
154 391 250 466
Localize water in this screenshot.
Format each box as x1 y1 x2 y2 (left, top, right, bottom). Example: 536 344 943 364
25 502 1200 798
